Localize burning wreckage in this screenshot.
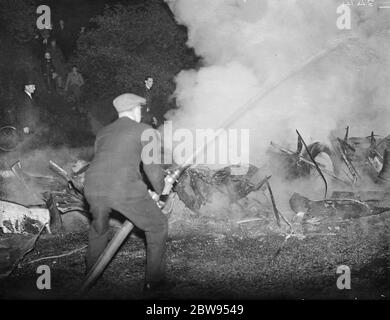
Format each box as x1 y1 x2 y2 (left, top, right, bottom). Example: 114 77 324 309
271 128 390 229
1 127 390 278
0 160 277 235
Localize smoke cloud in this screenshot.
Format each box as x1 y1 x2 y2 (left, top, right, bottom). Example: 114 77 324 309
165 0 390 167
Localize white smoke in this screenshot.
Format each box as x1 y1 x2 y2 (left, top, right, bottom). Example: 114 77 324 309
165 0 390 166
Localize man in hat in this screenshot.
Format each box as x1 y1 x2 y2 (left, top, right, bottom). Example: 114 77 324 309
84 93 168 290
141 76 159 128
16 79 40 135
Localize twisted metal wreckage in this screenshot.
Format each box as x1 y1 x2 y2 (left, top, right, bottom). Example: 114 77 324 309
272 127 390 219
2 125 389 235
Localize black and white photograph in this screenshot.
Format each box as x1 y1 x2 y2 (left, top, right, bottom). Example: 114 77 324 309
0 0 389 308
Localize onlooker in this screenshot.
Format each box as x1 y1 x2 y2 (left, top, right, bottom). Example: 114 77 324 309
142 76 158 128
65 65 85 109
16 79 40 135
55 19 72 61
41 52 56 93
40 25 51 47
48 39 66 94
34 25 51 57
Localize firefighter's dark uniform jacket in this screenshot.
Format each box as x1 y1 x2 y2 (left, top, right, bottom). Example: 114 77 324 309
85 116 163 199
84 116 167 284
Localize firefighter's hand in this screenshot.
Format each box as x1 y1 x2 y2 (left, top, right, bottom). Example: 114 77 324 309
157 194 170 209
148 190 166 208
156 200 166 209
148 190 159 201
162 175 175 195
152 117 158 127
23 127 30 134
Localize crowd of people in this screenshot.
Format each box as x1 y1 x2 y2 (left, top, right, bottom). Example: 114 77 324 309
12 17 167 147
7 19 88 150
35 19 85 110
33 22 165 126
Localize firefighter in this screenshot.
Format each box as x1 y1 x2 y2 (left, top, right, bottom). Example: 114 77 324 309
84 93 168 291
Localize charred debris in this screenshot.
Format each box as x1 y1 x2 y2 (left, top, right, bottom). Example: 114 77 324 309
0 126 390 274
1 126 390 236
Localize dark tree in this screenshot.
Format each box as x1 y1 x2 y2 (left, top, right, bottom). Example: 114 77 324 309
74 0 198 116
0 0 37 43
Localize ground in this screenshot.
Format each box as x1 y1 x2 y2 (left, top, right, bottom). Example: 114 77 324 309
0 208 388 300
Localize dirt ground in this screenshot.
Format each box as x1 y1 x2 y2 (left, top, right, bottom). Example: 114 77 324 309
0 207 389 300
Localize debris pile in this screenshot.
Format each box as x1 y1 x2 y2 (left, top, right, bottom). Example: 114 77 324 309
290 191 390 220
1 160 286 236
271 127 390 188
1 127 390 241
1 128 390 283
0 200 51 234
0 226 44 278
175 165 269 213
0 160 87 235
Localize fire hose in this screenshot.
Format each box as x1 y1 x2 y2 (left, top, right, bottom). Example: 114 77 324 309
80 39 350 293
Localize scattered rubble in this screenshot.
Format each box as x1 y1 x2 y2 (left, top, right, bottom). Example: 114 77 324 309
175 164 270 215
1 128 390 281
0 200 51 234
0 226 44 278
0 160 86 235
271 127 390 187
289 192 390 220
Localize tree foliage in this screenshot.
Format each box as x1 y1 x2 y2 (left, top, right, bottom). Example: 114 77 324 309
0 0 40 125
0 0 37 42
75 0 197 110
